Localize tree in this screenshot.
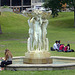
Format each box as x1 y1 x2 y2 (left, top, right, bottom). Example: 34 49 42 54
0 11 2 34
0 0 2 34
43 0 75 27
0 24 2 34
44 0 62 17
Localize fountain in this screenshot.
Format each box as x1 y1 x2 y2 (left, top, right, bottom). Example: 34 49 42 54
23 9 52 64
5 10 75 71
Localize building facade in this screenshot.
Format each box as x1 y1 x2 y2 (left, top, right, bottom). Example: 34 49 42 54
0 0 45 11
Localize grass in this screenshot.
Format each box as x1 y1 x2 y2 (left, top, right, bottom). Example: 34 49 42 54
0 70 75 75
0 12 29 40
0 11 75 74
0 12 75 57
0 12 29 57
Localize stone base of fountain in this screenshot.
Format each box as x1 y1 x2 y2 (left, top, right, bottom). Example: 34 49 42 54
23 50 52 64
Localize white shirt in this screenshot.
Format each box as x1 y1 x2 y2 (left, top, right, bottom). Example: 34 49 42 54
53 43 59 50
7 56 12 61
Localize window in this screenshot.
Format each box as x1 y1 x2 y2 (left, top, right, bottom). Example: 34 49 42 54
12 0 21 6
23 0 31 5
1 0 10 6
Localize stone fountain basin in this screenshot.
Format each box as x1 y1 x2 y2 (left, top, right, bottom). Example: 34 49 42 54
5 56 75 71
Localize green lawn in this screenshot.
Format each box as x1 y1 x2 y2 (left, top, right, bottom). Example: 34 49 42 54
0 12 75 57
0 11 75 74
0 70 75 75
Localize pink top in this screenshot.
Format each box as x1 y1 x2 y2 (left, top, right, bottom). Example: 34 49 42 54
64 46 68 51
59 45 64 50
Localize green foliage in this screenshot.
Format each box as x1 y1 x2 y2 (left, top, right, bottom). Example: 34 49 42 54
43 0 74 17
1 5 9 9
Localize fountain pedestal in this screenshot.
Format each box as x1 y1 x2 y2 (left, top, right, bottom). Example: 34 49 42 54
23 50 52 64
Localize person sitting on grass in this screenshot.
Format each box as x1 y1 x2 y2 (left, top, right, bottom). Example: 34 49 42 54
57 40 61 49
53 40 59 51
58 44 64 52
0 49 13 71
64 44 74 52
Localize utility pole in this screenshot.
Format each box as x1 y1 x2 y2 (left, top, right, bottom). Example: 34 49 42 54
21 0 23 11
10 0 12 7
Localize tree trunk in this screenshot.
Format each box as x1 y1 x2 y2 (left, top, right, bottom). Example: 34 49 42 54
74 6 75 27
0 24 2 34
0 11 2 34
0 12 1 15
0 7 2 34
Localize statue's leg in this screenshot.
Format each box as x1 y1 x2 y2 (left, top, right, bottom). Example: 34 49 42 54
33 38 36 50
45 38 49 51
36 34 38 50
44 35 46 50
30 38 31 51
33 41 34 50
27 38 30 52
38 34 42 50
30 36 33 51
42 36 45 50
42 33 46 50
33 34 38 50
39 41 42 50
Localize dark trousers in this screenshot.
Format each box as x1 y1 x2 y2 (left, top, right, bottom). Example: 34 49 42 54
1 60 12 68
51 47 55 51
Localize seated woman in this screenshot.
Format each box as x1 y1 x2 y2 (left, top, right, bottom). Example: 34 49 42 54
0 49 13 71
58 44 64 52
64 44 74 52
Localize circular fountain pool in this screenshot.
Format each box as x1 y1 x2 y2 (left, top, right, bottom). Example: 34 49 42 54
12 57 75 64
5 56 75 71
